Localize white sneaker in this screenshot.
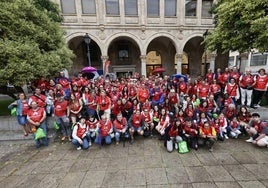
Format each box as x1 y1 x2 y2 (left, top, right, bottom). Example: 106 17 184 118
77 146 82 150
246 137 253 143
224 134 229 139
175 143 178 150
255 104 261 108
89 142 92 146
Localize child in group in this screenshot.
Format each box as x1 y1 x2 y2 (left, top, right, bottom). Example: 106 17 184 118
229 116 241 138
216 112 229 140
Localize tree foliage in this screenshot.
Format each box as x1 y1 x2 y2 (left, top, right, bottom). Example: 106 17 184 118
0 0 74 86
205 0 268 53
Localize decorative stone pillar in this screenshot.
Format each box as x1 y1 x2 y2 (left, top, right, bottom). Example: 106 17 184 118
101 55 109 74
140 55 147 77
209 52 216 72
175 53 182 74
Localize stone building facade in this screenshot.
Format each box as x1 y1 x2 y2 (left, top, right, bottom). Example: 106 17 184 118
52 0 228 78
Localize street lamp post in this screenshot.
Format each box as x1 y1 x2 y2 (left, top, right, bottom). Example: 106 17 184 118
203 29 208 75
83 33 91 66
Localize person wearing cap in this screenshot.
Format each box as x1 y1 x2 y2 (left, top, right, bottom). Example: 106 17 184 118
113 113 129 145
54 93 71 141
239 69 255 107
245 113 268 145
71 117 90 150
252 68 268 108
198 121 217 152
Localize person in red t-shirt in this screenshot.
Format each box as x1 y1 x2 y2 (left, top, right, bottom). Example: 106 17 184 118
27 101 48 148
54 93 70 141
113 113 129 145
239 69 255 107
28 88 46 108
165 120 184 152
96 90 111 119
71 117 90 150
128 110 144 144
95 114 113 145
252 68 268 108
183 118 198 150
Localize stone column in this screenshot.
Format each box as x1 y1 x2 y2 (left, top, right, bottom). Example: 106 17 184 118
239 52 249 73
140 55 147 77
101 55 109 74
209 52 216 72
175 53 182 74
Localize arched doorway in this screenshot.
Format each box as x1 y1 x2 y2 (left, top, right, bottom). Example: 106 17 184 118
183 36 206 78
146 37 176 76
108 37 141 78
68 36 102 76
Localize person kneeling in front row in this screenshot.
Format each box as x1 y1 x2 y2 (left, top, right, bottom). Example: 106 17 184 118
72 117 91 150
198 121 217 152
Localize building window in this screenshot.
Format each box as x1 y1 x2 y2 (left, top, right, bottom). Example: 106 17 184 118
250 53 268 66
81 0 96 14
61 0 76 14
125 0 138 15
165 0 177 17
202 0 213 17
185 0 197 17
106 0 119 15
147 0 159 17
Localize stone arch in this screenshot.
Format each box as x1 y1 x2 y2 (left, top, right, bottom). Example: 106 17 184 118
143 32 179 54
104 32 142 55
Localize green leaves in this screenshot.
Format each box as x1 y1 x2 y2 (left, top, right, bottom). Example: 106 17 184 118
0 0 73 86
206 0 268 53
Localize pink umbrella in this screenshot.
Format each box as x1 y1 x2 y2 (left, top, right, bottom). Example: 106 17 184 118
153 67 165 74
81 66 97 73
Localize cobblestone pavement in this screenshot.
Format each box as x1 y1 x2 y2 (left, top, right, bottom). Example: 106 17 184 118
1 135 268 188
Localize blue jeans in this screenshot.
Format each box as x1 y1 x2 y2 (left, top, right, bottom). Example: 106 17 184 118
115 131 129 142
35 121 48 148
72 133 91 150
55 115 71 137
95 134 112 145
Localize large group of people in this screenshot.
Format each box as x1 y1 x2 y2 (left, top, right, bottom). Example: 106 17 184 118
8 67 268 152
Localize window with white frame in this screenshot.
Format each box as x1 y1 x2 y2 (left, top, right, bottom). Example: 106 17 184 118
81 0 96 14
106 0 119 15
147 0 160 17
250 53 268 66
185 0 197 17
125 0 138 15
165 0 177 17
202 0 213 17
61 0 76 14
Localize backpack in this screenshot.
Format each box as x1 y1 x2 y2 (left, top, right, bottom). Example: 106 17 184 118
177 141 189 154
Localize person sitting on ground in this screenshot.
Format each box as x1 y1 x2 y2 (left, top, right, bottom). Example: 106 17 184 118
95 114 113 145
86 115 99 144
183 118 198 150
72 117 91 150
245 113 268 146
228 116 241 139
113 113 129 145
155 108 170 138
198 121 217 152
164 119 184 152
128 110 144 144
141 108 154 137
216 112 229 140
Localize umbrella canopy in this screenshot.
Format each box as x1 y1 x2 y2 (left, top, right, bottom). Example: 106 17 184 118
152 67 165 74
171 74 188 82
81 66 97 73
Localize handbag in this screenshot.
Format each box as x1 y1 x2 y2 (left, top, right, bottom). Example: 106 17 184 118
11 107 17 116
34 128 46 140
178 141 189 154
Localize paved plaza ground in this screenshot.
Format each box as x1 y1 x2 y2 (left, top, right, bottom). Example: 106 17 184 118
1 134 268 188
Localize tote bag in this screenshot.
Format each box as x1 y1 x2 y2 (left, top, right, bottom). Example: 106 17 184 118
178 141 189 154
